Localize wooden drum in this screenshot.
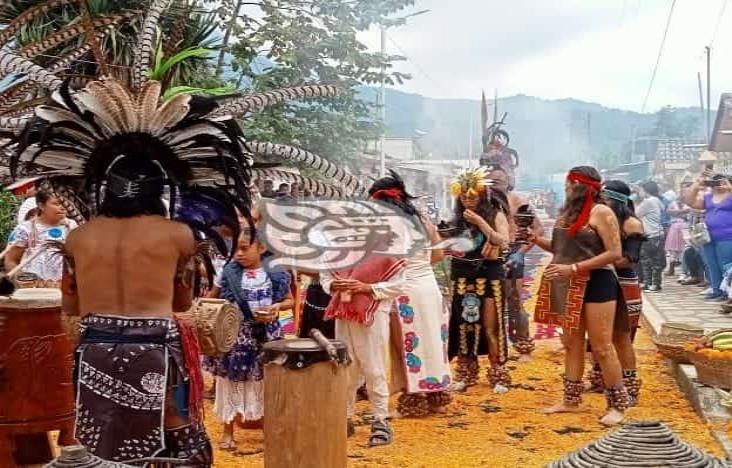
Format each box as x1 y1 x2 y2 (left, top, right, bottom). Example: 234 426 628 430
176 298 241 357
0 288 75 466
263 338 350 468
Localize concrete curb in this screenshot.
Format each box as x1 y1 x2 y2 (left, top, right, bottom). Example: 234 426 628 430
642 294 732 461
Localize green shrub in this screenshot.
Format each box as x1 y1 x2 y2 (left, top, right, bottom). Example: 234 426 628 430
0 192 20 247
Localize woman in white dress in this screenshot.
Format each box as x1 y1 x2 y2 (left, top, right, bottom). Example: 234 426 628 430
371 172 453 417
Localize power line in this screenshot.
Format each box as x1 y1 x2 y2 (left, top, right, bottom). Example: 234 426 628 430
386 36 451 96
640 0 677 113
710 0 729 49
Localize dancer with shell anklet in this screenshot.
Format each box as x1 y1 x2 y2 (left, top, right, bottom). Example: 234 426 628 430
533 166 630 426
442 168 512 393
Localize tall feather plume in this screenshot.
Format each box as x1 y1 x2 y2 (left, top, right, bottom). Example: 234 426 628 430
0 50 63 90
131 0 173 90
0 115 33 131
212 85 340 118
77 0 109 75
243 141 365 195
136 80 163 133
252 168 346 198
19 12 137 60
0 0 75 49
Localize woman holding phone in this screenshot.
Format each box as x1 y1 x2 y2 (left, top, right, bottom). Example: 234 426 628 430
683 171 732 301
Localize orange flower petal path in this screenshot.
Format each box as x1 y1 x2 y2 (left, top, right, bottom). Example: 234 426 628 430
208 264 724 467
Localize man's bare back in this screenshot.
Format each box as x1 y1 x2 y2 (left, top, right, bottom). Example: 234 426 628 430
65 216 195 318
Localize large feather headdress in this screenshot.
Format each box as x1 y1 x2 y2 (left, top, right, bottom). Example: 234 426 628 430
0 0 368 248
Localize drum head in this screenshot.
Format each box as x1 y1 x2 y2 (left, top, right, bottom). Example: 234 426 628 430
0 288 62 308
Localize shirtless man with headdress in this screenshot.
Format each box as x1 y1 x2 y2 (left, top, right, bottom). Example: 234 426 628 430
9 77 254 466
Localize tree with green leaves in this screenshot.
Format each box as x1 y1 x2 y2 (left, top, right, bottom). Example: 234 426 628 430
0 0 418 185
224 0 416 166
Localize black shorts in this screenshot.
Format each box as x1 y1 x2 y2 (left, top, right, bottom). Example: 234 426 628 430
583 269 620 304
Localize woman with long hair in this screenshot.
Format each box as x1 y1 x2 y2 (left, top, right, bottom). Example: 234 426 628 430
369 171 453 416
533 166 629 426
585 180 645 406
444 168 512 393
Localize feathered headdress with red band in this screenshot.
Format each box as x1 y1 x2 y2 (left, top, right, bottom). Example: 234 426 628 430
566 171 602 236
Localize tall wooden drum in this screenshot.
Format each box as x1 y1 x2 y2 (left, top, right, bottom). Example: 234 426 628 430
263 338 350 468
0 288 75 466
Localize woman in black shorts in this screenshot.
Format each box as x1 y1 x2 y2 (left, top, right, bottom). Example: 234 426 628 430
532 166 629 426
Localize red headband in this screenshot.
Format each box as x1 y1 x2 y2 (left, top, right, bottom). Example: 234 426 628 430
372 188 403 201
566 171 601 236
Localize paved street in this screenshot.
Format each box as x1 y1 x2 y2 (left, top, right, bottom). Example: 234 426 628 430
643 278 732 332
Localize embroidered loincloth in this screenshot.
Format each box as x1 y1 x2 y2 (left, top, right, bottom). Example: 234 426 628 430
75 315 210 465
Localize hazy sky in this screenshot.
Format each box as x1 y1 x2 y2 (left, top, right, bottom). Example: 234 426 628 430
359 0 732 113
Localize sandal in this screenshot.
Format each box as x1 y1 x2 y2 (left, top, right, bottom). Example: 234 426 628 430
218 439 237 451
368 420 393 447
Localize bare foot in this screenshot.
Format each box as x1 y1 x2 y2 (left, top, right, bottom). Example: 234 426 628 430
389 410 404 419
518 353 532 363
430 405 448 414
542 402 582 414
599 408 624 426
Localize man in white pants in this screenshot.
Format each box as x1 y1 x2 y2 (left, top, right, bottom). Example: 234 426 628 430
321 260 405 447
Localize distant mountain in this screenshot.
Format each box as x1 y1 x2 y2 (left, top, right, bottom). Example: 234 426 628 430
359 87 706 175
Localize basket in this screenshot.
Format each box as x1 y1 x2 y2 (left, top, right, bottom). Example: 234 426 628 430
691 351 732 389
652 335 692 364
660 322 705 341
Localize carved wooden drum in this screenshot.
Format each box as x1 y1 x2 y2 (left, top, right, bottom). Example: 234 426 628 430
176 298 241 357
0 288 75 465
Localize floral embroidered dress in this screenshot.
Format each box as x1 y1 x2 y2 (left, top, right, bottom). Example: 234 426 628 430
206 262 291 423
392 248 452 393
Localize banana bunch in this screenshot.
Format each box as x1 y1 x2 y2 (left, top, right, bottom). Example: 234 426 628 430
709 330 732 351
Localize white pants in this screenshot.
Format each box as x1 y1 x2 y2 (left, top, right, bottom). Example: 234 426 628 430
336 311 389 421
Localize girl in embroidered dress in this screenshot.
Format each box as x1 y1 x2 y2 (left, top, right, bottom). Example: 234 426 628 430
206 228 293 450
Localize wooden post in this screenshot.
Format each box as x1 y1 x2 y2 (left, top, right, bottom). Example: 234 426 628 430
264 360 348 468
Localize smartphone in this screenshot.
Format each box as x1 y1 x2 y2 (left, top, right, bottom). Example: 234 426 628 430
706 163 715 171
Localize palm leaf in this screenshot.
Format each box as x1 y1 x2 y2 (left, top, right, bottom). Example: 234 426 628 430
147 46 211 81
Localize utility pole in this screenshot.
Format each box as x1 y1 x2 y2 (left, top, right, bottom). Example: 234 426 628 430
468 112 473 164
706 46 712 142
698 71 707 143
379 25 387 178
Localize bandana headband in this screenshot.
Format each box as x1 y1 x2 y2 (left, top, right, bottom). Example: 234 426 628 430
372 188 403 201
566 171 602 236
603 189 630 205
